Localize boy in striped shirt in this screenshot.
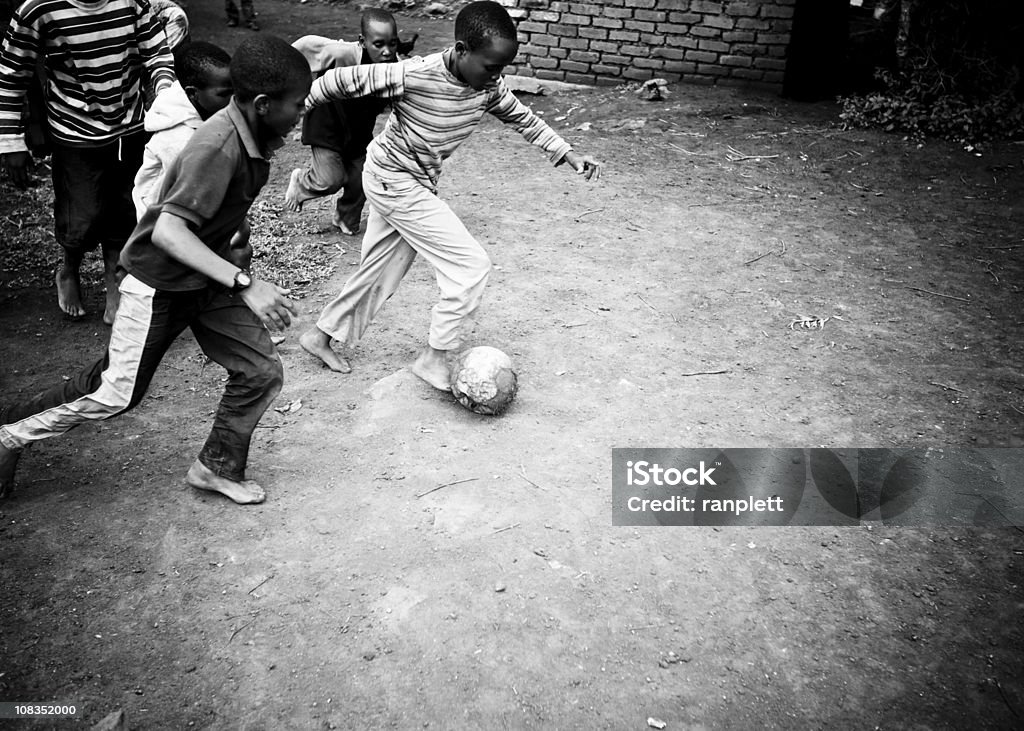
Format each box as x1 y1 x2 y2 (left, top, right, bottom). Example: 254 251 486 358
299 0 601 388
0 0 175 324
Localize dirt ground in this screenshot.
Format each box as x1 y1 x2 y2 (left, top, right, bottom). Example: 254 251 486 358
2 1 1024 729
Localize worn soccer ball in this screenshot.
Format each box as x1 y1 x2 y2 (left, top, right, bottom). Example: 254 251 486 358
450 346 518 415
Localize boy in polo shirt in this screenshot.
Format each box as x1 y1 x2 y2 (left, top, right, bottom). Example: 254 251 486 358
0 35 312 506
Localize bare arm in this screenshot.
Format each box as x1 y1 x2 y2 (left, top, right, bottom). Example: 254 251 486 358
152 212 297 329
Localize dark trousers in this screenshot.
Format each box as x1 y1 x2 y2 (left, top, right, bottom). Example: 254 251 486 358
225 0 256 23
50 132 145 255
0 275 283 481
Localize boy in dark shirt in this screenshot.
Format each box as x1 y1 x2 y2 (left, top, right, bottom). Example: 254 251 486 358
283 8 402 235
0 35 311 505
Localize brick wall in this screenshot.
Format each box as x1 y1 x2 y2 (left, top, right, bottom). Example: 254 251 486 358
499 0 795 89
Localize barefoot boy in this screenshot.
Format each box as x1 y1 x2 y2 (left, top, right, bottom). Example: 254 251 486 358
0 0 175 324
299 0 601 382
284 8 404 235
0 35 311 505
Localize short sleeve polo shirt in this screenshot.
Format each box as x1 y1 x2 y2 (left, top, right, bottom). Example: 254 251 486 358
121 99 271 291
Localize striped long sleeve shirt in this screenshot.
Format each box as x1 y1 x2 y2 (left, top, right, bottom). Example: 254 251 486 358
308 51 572 192
0 0 175 154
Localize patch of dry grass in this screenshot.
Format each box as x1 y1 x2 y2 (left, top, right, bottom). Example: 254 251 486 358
0 177 339 297
0 174 100 289
246 198 341 299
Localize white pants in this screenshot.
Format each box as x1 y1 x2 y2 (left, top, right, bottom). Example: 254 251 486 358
316 170 491 351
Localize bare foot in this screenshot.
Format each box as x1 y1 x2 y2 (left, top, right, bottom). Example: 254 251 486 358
186 460 265 505
331 211 358 236
299 327 351 373
411 347 451 391
0 443 22 499
55 267 87 318
283 168 305 212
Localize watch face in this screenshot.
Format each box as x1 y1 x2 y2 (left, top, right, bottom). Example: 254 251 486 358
235 272 252 289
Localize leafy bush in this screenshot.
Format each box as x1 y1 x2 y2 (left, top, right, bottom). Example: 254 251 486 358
840 66 1024 148
839 0 1024 149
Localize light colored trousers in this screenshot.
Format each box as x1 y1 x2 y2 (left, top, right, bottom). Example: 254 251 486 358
316 170 491 351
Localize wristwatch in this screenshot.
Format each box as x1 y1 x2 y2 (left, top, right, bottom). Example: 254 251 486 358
232 269 252 293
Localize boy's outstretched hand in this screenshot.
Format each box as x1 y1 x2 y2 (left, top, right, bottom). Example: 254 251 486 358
561 150 602 181
240 280 298 331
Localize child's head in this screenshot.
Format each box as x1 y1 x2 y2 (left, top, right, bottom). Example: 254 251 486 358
174 41 232 121
359 8 400 64
452 1 519 91
230 35 313 140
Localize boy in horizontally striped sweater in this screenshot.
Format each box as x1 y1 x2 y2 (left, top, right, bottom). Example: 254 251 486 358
298 0 601 388
0 0 175 324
